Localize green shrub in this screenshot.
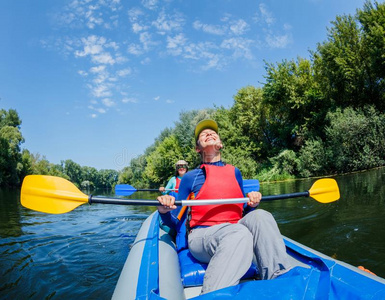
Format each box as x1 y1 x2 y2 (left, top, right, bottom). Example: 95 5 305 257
325 106 385 172
256 150 297 182
297 138 328 177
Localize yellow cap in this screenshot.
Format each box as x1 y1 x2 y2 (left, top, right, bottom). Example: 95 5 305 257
194 119 218 141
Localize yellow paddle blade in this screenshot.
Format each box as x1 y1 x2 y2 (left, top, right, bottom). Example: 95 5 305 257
309 178 340 203
21 175 89 214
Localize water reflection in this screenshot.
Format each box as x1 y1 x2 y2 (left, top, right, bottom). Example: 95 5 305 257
259 168 385 278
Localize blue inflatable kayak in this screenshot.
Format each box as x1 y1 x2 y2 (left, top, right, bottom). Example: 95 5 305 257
112 211 385 299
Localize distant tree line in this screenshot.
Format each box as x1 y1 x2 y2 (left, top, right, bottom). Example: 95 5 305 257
1 1 384 189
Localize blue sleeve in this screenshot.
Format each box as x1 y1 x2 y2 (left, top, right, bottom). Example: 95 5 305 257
159 171 197 229
177 170 197 200
159 206 181 229
162 176 176 195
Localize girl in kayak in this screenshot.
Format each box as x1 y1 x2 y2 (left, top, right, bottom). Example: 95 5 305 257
159 160 188 195
158 159 188 236
157 119 290 295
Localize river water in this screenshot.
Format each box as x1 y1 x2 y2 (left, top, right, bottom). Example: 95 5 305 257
1 167 384 299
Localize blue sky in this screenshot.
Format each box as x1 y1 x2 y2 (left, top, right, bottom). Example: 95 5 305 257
0 0 368 171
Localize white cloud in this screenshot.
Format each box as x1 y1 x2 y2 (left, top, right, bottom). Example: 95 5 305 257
265 34 291 48
74 36 122 65
85 8 104 29
204 56 221 71
117 68 132 76
154 96 160 101
256 3 275 25
193 21 226 35
283 23 292 31
93 73 108 84
166 99 174 104
142 0 159 10
57 0 122 29
152 10 184 34
169 39 222 69
106 41 119 51
167 33 187 55
122 97 138 103
132 23 148 33
102 98 115 107
128 7 143 22
90 65 106 73
139 32 157 51
92 84 112 98
75 36 105 57
221 37 254 59
92 53 115 64
127 43 144 55
78 70 88 76
251 4 292 49
183 41 220 66
230 19 249 35
88 104 107 114
96 107 107 113
141 57 151 64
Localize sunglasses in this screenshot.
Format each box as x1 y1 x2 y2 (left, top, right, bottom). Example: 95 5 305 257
176 165 187 169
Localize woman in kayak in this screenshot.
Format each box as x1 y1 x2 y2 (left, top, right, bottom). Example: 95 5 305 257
157 119 290 295
159 160 188 195
158 159 188 236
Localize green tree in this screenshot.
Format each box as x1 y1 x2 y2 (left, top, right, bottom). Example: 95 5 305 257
0 109 24 186
297 138 329 177
357 0 385 109
226 86 270 159
0 109 22 128
263 58 325 152
96 169 119 189
213 106 259 178
19 149 34 180
28 152 68 178
325 106 385 172
118 166 134 184
62 159 83 187
81 166 98 188
313 2 385 110
143 135 184 186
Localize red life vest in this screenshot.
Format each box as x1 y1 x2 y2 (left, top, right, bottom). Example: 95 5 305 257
175 177 181 193
189 164 244 228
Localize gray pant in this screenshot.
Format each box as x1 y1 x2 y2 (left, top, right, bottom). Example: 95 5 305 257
188 209 290 294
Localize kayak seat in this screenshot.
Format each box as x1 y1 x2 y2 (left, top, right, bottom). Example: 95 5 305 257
178 248 259 287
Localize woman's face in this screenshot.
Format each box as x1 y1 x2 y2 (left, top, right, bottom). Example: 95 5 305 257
176 165 187 176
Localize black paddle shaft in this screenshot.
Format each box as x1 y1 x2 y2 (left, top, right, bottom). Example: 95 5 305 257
262 191 309 201
89 195 162 206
